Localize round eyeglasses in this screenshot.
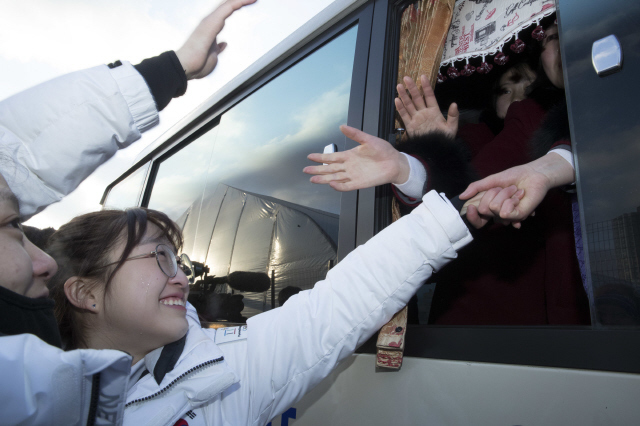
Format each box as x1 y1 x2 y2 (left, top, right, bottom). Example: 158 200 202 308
96 243 191 279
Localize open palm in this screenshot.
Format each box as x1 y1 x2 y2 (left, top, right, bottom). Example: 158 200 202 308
304 125 409 192
396 75 459 138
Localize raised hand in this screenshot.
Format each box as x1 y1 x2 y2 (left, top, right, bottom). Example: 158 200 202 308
395 75 459 138
176 0 257 80
303 125 409 192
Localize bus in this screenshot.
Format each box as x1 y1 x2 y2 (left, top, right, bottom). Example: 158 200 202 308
102 0 640 424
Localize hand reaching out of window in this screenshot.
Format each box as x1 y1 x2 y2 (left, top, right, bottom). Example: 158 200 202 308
304 125 409 192
396 75 459 138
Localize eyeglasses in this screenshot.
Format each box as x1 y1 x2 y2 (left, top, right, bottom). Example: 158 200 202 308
96 243 191 279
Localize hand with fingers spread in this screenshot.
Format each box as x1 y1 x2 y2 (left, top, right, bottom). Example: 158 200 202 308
303 125 409 192
176 0 257 80
459 152 574 228
396 75 459 138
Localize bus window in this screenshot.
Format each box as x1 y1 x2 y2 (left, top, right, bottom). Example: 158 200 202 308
103 164 148 210
389 4 593 327
147 25 360 322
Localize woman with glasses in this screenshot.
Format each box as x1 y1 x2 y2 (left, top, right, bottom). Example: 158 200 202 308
47 170 472 426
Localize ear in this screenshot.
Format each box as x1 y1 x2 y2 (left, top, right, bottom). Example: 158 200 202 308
64 277 100 312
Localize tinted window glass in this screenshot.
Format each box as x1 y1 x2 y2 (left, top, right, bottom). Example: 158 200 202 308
104 165 148 209
148 26 359 322
561 0 640 328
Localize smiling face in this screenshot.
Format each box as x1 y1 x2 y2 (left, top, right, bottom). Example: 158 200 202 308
0 173 57 298
541 24 564 88
92 224 190 361
495 64 537 119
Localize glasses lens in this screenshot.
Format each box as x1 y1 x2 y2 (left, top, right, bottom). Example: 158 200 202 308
156 244 177 278
180 253 194 284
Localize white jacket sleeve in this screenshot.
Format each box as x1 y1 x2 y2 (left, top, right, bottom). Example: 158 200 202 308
0 334 132 426
246 190 472 424
0 62 158 219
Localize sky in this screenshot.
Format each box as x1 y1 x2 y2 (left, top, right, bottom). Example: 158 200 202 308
0 0 336 228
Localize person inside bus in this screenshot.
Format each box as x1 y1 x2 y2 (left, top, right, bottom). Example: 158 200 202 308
457 23 573 226
304 19 590 326
0 1 258 423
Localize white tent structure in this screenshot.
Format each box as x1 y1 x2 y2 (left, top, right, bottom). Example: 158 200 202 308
181 184 337 317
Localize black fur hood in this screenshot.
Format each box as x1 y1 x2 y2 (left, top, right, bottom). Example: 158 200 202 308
399 131 478 197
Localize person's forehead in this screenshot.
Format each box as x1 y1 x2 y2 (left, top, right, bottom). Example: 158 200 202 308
139 225 174 248
500 69 521 85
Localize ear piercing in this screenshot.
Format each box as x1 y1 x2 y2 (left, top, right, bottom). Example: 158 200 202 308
92 304 96 308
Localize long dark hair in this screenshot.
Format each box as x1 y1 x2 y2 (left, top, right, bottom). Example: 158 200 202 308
48 208 183 349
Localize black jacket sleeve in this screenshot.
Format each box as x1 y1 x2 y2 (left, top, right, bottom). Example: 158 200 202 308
134 51 188 111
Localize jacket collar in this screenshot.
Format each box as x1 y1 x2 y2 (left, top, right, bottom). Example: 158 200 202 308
125 303 238 423
143 334 187 385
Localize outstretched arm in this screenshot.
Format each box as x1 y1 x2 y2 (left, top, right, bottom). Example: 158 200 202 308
304 76 465 194
0 0 256 219
460 152 575 228
245 191 473 424
396 75 459 138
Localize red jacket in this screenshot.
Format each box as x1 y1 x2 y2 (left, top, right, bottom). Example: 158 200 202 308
398 99 590 325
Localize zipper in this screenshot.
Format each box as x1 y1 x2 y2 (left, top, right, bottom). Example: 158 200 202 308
125 356 224 408
86 373 101 425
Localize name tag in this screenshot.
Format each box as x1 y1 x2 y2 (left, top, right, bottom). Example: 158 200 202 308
214 325 248 344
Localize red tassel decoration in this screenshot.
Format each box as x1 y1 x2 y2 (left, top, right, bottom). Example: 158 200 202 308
532 25 545 41
510 38 525 53
476 61 493 74
461 58 476 76
447 66 460 79
510 31 525 53
494 52 509 65
476 54 493 74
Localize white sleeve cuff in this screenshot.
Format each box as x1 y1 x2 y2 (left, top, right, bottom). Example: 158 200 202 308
108 61 159 133
549 148 574 170
393 153 427 199
414 190 473 252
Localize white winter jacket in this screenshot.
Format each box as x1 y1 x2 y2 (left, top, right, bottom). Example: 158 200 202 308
0 63 473 426
0 62 157 425
0 334 132 425
123 190 472 426
0 61 157 219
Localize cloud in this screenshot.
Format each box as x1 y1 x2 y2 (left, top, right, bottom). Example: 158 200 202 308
199 79 351 184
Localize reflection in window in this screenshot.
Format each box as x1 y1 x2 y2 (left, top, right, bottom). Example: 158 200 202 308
148 126 218 222
587 210 640 326
103 165 148 210
148 26 359 321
